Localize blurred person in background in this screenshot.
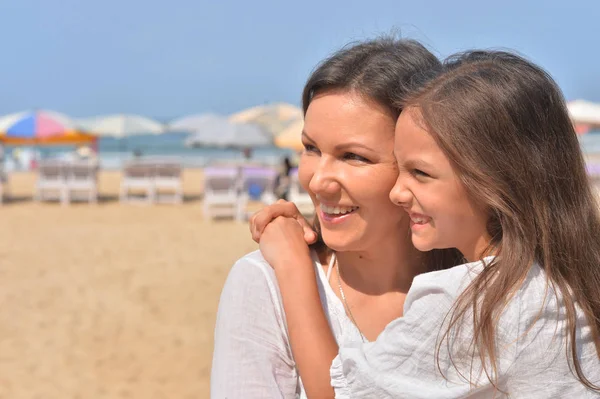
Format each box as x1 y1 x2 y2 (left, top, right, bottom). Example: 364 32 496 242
275 156 294 200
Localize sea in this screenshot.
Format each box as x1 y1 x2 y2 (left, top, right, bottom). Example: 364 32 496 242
2 132 296 171
4 130 600 172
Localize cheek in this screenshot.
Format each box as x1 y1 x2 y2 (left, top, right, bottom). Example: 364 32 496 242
365 174 404 213
297 157 314 194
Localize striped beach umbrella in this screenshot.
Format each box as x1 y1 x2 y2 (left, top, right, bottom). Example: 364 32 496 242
0 110 96 145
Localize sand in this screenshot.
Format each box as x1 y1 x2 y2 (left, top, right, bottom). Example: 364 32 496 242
2 166 598 399
0 170 258 398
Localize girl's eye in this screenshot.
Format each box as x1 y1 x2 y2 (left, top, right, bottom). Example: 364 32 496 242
343 152 371 163
413 169 431 178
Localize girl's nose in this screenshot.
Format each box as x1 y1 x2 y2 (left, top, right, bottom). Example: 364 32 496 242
389 173 412 208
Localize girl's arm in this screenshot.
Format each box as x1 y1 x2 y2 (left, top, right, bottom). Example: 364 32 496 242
260 216 338 399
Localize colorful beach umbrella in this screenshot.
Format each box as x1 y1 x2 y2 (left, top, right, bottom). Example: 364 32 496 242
0 110 95 145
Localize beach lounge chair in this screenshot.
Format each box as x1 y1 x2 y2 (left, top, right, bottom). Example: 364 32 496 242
237 166 278 220
65 160 99 204
288 168 314 216
203 166 241 220
0 166 9 204
120 161 155 204
154 162 183 204
35 160 68 204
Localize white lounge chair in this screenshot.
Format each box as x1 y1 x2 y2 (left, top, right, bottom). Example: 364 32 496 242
203 166 241 220
120 162 155 204
35 160 68 204
154 162 183 204
288 168 314 216
237 166 278 221
0 167 9 204
66 160 99 204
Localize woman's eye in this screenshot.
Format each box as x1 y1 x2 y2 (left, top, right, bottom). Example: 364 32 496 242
343 152 371 163
303 143 319 153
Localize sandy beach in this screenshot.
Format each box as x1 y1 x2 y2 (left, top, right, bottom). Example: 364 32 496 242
2 166 599 399
0 169 258 398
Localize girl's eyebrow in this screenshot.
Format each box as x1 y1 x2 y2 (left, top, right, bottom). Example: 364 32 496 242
403 158 433 170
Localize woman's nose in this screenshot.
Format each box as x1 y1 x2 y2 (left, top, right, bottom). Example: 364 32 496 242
309 159 341 196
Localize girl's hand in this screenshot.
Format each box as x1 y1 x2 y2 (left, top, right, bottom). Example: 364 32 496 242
250 200 317 244
259 216 312 270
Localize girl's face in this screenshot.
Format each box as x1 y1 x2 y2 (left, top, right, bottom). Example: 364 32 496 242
299 91 409 253
389 109 490 261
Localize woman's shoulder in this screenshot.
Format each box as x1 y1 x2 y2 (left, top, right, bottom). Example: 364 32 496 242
233 250 276 274
226 249 328 300
224 250 281 296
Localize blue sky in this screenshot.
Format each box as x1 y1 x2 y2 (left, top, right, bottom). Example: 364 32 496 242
0 0 598 120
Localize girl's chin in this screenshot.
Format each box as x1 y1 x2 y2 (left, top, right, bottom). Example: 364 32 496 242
411 238 436 253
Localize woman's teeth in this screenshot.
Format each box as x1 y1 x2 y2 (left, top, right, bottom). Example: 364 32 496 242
321 204 359 215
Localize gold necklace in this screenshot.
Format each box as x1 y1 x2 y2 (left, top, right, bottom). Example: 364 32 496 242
333 254 366 342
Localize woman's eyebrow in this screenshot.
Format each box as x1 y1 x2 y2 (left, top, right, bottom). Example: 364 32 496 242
301 131 315 142
333 142 376 153
302 131 376 153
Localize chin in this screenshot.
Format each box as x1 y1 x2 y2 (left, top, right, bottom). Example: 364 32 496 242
320 232 359 252
411 238 435 253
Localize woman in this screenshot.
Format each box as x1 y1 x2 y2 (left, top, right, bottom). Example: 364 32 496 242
254 50 600 397
210 37 459 398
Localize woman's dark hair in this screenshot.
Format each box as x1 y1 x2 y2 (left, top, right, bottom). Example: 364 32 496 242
302 36 461 270
302 36 441 119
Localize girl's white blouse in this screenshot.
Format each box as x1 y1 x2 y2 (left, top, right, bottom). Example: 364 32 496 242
330 258 600 398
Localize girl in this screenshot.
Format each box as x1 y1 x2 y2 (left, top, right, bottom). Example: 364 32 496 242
254 50 600 397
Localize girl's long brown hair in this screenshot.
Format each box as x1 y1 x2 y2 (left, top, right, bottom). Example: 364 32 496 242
403 50 600 390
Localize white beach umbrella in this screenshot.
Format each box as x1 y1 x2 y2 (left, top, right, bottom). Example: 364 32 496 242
171 114 271 148
228 103 302 137
567 100 600 126
76 114 165 137
274 119 304 151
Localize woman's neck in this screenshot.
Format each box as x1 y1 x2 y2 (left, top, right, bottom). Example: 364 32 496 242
325 235 425 295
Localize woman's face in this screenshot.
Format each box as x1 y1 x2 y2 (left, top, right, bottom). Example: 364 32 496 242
299 91 409 253
389 109 490 261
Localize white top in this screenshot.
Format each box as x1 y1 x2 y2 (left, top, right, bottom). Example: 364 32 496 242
211 250 364 398
330 258 600 398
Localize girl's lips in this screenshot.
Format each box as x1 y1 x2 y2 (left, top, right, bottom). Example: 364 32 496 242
409 219 428 231
408 212 432 231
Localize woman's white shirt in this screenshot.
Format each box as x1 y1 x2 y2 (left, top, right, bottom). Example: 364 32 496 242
211 250 363 398
330 258 600 398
